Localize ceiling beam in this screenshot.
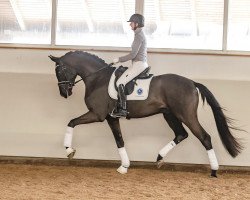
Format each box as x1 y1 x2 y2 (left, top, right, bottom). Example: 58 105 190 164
119 0 128 33
80 0 94 32
9 0 26 31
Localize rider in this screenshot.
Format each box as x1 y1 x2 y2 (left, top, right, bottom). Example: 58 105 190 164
112 13 148 118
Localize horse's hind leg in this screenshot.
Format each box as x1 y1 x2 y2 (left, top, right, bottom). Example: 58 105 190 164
157 111 188 168
185 117 219 177
106 115 130 174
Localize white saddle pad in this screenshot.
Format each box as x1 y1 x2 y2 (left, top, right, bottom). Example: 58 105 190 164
108 70 153 100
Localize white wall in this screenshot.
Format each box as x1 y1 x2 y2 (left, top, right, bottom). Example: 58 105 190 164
0 48 249 167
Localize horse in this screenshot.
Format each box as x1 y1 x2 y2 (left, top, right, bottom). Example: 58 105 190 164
49 50 242 177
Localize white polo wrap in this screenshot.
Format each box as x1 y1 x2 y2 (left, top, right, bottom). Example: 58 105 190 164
118 147 130 168
159 141 176 157
64 126 74 148
207 149 219 170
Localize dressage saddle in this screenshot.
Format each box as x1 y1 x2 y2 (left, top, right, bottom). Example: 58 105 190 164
114 66 153 95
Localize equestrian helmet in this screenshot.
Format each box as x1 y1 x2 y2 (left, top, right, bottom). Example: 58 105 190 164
127 14 144 27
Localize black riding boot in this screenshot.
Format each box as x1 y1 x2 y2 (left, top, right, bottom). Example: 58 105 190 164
111 84 129 118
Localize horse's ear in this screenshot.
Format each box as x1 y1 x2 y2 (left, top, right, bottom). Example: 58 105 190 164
49 55 60 63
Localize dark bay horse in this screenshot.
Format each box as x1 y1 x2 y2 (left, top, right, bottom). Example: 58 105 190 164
49 51 242 177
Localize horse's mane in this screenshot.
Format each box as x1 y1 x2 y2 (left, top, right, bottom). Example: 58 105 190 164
63 51 108 66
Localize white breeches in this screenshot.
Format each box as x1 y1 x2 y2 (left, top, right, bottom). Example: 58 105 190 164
116 61 148 86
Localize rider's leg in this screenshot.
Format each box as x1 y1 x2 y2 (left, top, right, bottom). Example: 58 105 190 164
112 61 148 117
116 61 148 86
117 84 128 115
111 84 128 118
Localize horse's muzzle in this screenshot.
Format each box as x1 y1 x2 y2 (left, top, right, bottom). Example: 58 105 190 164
59 86 72 98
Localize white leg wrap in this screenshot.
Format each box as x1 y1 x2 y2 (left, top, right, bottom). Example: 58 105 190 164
159 141 176 158
118 147 130 168
64 127 74 147
207 149 219 170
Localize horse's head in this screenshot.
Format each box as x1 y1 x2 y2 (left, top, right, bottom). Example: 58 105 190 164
49 55 77 98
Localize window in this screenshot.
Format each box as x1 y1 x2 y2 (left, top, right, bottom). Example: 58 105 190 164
56 0 135 47
227 0 250 51
0 0 52 44
1 0 250 53
144 0 224 50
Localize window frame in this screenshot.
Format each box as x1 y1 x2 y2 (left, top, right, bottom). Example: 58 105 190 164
1 0 250 56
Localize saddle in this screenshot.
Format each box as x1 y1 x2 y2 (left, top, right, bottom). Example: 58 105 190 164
114 66 153 95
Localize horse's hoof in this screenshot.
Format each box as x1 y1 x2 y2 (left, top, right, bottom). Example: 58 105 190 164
210 170 218 178
156 154 163 162
117 166 128 174
66 147 76 159
157 159 165 169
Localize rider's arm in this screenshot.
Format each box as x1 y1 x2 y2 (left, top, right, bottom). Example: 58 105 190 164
118 34 143 63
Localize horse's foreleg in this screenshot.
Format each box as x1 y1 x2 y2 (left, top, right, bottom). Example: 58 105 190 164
64 126 76 159
157 112 188 168
106 115 130 174
64 111 103 159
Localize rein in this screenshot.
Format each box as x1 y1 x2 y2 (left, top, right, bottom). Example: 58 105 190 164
57 63 113 87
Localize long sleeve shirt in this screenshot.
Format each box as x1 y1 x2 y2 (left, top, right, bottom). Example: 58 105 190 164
118 28 147 63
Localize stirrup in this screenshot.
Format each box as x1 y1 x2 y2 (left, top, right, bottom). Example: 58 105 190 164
110 108 129 118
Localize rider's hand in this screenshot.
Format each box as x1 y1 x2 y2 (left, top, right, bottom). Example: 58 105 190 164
113 58 119 64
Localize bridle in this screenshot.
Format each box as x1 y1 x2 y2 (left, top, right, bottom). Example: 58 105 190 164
56 62 112 88
56 64 78 89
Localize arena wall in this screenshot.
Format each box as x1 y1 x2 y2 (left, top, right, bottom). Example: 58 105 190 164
0 48 249 166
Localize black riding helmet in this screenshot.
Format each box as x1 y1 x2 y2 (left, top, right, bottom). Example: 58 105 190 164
127 14 144 27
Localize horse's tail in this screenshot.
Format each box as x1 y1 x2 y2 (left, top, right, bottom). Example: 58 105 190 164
194 82 243 157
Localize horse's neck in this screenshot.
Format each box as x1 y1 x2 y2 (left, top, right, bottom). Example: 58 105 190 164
69 54 114 88
82 66 114 92
76 62 102 77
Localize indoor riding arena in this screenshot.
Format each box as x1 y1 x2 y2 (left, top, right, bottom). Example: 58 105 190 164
0 1 250 200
